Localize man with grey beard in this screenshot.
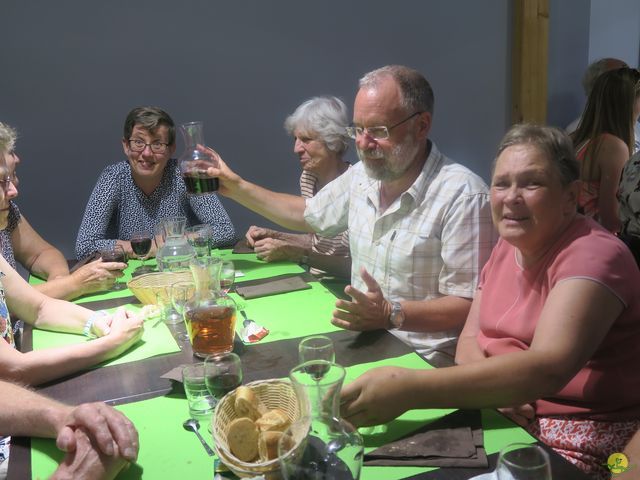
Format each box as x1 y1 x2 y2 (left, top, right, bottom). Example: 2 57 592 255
204 65 495 364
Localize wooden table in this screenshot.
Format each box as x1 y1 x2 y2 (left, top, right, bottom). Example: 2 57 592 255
8 260 591 480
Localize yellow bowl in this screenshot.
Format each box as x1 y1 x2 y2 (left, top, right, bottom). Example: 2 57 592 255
126 271 193 305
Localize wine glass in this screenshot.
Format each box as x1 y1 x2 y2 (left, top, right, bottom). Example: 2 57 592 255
99 244 127 290
204 352 243 404
298 335 335 380
130 230 154 276
496 443 552 480
170 280 196 343
219 259 235 293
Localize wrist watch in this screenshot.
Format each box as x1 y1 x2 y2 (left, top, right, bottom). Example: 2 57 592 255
388 301 405 330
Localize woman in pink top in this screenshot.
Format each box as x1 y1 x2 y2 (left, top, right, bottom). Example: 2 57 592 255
340 125 640 479
571 67 640 232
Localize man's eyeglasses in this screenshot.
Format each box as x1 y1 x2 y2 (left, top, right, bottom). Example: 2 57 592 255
346 111 423 140
127 139 169 154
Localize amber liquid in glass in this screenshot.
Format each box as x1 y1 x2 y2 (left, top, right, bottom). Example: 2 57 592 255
186 305 236 356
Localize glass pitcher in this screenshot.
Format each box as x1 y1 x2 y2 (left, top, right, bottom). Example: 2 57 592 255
185 256 237 358
156 216 197 272
278 361 364 479
178 121 219 194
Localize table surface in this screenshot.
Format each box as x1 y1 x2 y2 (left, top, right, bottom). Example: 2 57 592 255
8 253 591 480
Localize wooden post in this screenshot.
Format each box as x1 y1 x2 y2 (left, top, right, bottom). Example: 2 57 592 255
512 0 549 124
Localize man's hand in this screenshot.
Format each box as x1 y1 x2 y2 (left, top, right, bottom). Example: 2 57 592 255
73 259 126 296
52 428 132 480
254 238 302 262
331 267 391 331
56 402 139 462
340 366 415 427
498 403 536 428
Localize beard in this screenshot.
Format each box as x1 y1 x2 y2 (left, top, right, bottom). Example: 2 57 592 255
357 134 420 181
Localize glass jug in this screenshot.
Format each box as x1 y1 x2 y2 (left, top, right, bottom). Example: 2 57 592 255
178 121 219 194
156 216 197 272
185 256 237 358
279 361 364 479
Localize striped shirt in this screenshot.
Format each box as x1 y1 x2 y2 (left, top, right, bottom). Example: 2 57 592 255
305 141 496 357
300 169 350 276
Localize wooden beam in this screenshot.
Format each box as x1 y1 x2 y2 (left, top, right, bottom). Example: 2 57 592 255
512 0 549 124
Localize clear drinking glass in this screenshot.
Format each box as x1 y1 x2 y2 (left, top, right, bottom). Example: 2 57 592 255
184 224 213 257
219 259 236 293
496 443 552 480
299 335 335 364
204 352 243 403
170 280 196 342
182 363 216 420
278 361 363 480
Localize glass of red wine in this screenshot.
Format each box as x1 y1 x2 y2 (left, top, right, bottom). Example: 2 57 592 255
98 244 128 290
204 352 243 404
130 231 154 276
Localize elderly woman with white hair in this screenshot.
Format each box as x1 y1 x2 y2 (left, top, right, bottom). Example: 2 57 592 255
245 96 351 277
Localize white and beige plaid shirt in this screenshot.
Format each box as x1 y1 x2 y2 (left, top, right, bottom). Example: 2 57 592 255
304 141 496 357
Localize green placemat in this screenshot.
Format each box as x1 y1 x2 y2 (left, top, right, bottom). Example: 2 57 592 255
31 305 181 368
31 395 212 479
215 249 306 282
230 281 341 343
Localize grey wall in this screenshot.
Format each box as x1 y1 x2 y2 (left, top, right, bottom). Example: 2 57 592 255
547 0 640 128
1 0 511 260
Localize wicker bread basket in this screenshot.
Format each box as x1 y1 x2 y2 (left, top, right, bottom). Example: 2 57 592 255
126 271 193 305
212 379 302 479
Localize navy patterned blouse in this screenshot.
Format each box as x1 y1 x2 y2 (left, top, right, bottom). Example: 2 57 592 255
75 159 236 258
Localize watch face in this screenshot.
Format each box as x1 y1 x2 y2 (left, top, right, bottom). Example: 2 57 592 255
390 302 404 329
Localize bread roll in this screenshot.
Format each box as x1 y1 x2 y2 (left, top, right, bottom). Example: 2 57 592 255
255 408 291 432
258 431 282 461
234 386 261 420
227 417 259 462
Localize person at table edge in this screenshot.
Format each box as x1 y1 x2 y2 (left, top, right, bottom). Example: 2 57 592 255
200 65 496 363
75 106 236 260
0 380 138 480
0 122 126 301
340 124 640 479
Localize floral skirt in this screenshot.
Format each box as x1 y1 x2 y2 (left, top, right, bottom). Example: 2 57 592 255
527 417 640 479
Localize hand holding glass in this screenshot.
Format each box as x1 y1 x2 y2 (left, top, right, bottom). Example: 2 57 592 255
99 244 127 290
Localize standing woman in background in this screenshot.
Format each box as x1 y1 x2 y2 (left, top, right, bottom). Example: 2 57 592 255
571 67 640 233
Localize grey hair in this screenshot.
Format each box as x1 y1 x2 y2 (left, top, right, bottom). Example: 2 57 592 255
496 124 579 186
582 57 628 95
0 122 18 154
284 96 349 154
359 65 435 115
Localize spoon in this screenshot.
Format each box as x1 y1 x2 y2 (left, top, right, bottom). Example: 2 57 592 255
182 418 215 456
240 310 253 328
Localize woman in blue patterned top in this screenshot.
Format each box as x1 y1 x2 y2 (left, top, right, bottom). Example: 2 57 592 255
75 106 236 259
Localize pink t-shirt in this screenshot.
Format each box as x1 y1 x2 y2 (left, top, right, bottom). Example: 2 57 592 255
477 216 640 420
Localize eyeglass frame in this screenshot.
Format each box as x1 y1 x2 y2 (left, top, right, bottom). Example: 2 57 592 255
0 176 12 192
345 111 423 140
126 138 170 154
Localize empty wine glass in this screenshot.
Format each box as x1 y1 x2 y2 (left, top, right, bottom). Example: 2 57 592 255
130 230 154 276
170 280 196 342
496 443 552 480
219 259 235 293
99 244 127 290
204 352 243 403
299 335 335 364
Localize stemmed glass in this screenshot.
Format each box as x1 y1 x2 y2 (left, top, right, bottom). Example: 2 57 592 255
99 244 127 290
219 260 235 293
204 352 243 404
130 230 154 276
170 280 196 343
298 335 335 380
496 443 552 480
